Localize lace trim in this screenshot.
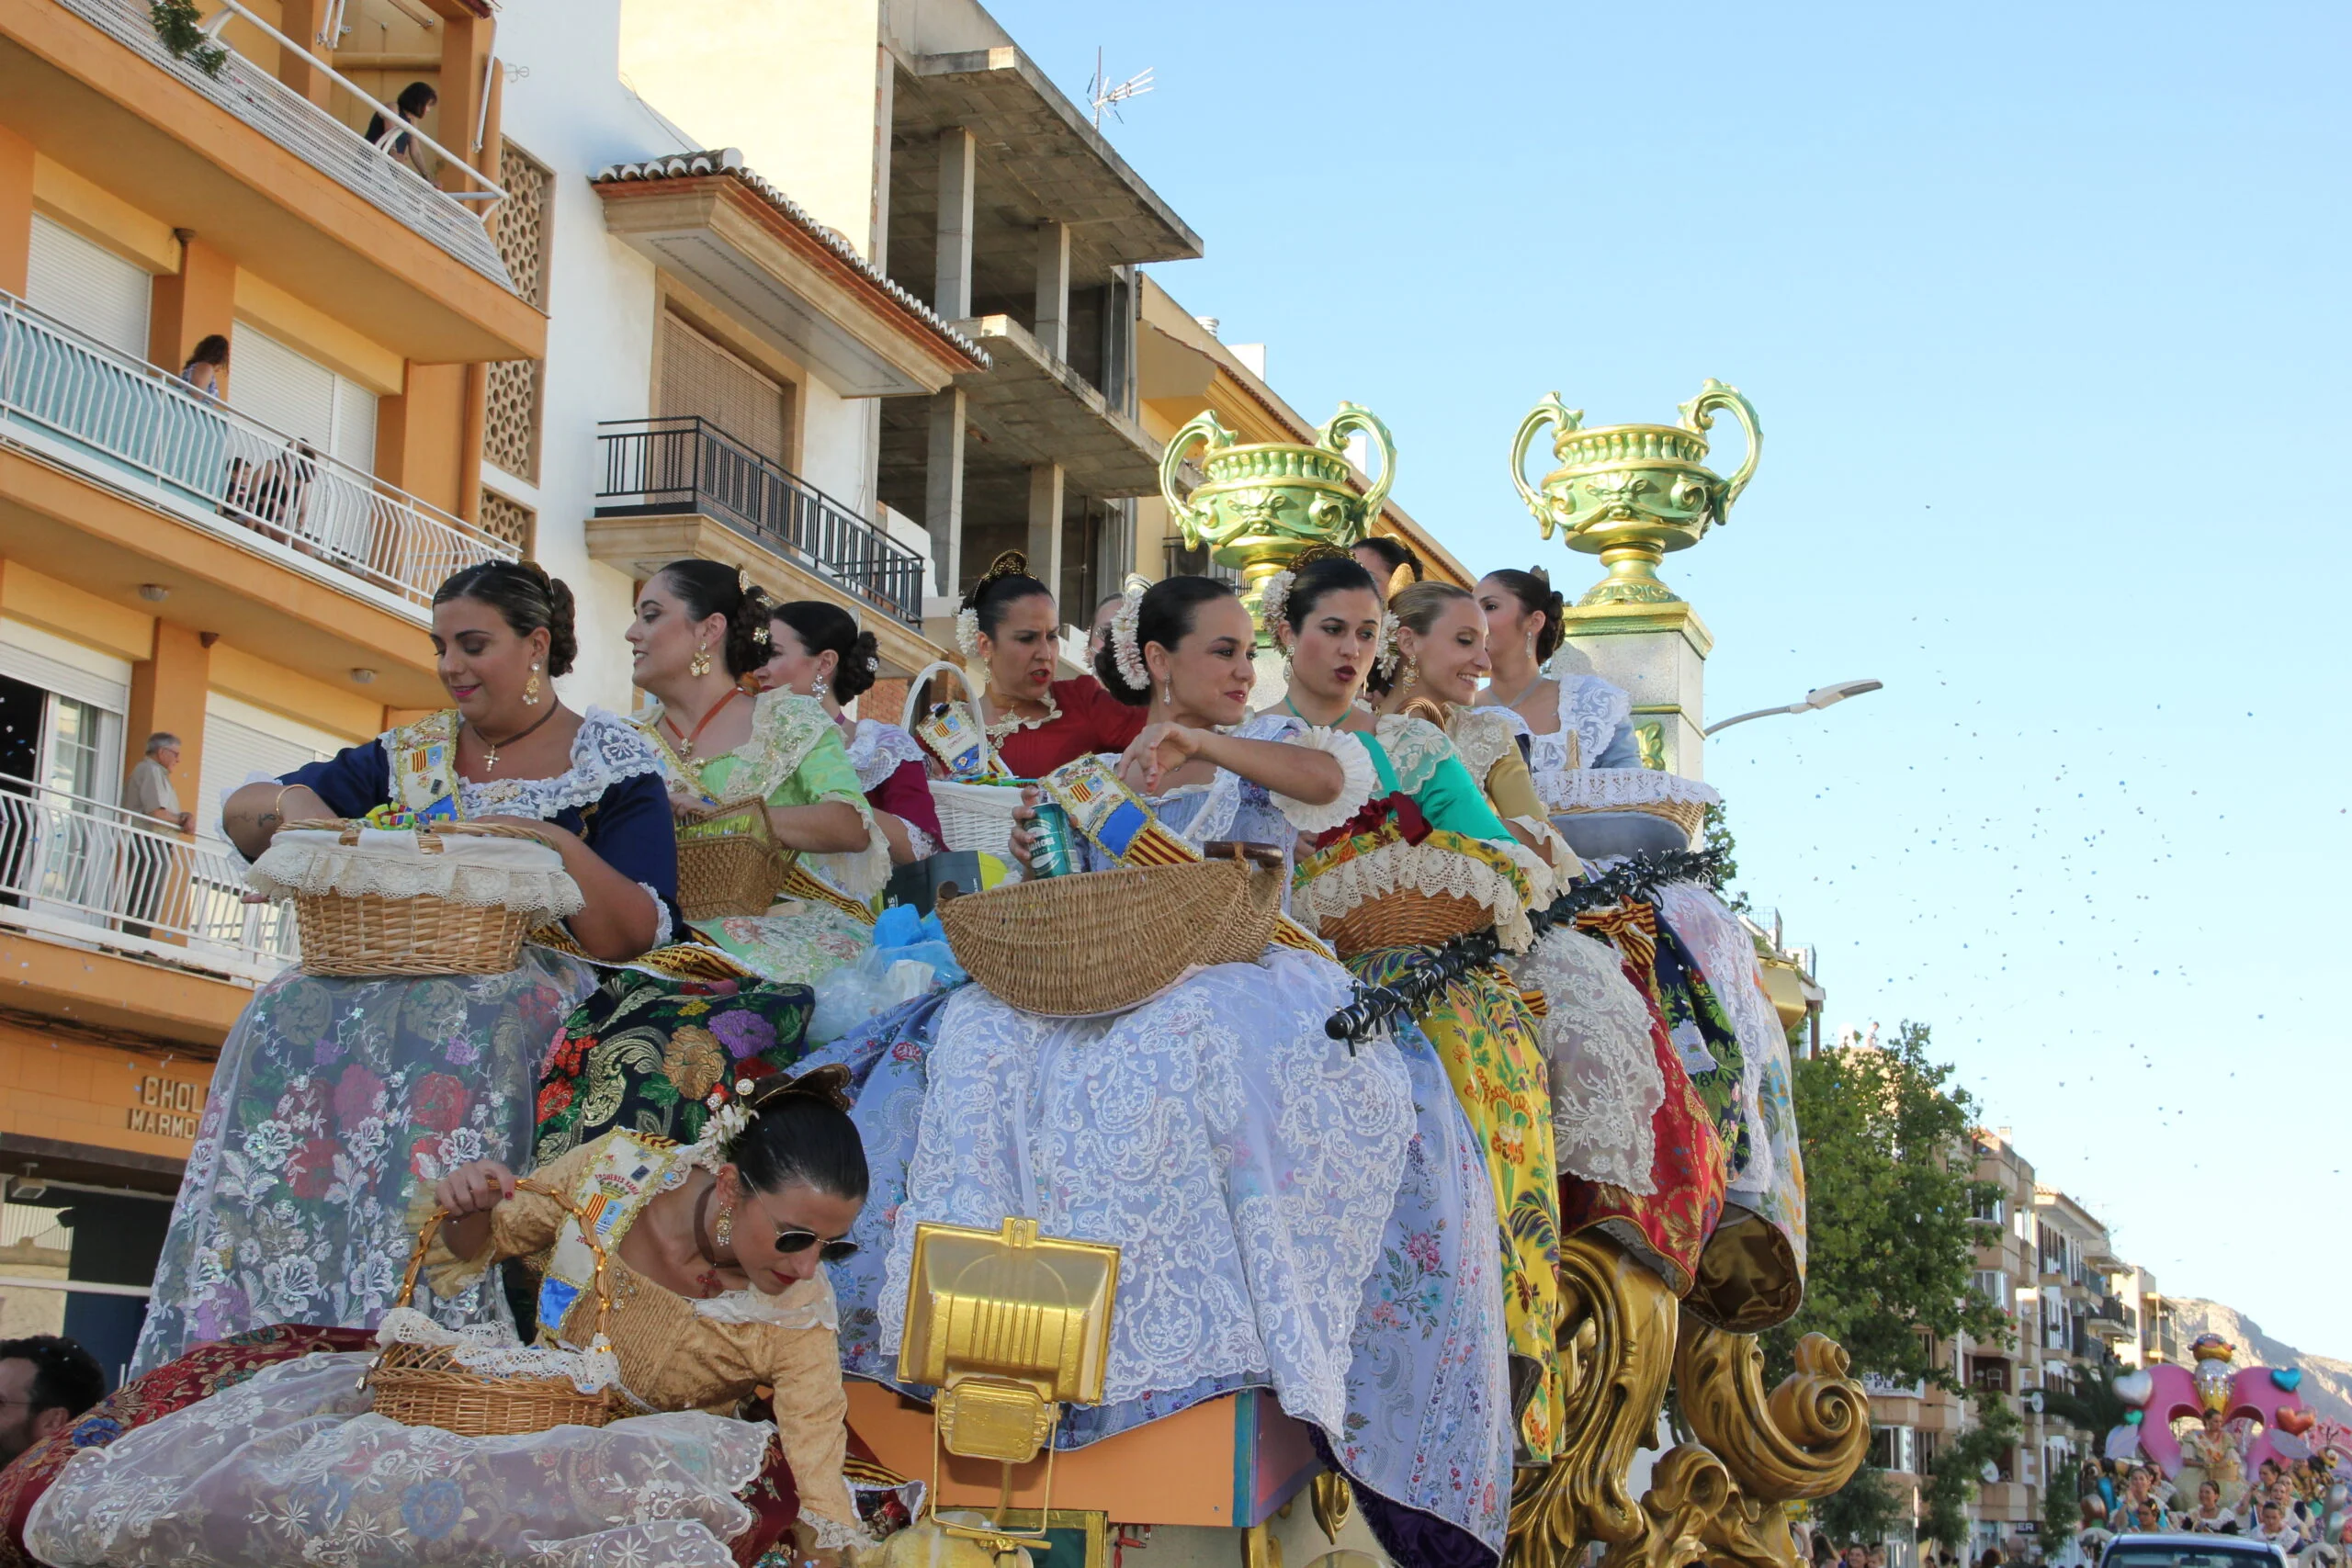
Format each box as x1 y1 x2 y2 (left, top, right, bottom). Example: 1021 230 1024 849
640 690 833 806
1272 727 1379 832
904 822 940 861
845 718 927 793
799 1505 875 1551
1445 707 1523 786
1558 675 1632 767
1372 714 1457 795
1490 832 1559 910
455 708 666 820
374 1305 621 1393
1295 832 1536 953
246 829 583 918
1507 930 1666 1191
1551 769 1722 809
635 880 675 948
691 1274 838 1329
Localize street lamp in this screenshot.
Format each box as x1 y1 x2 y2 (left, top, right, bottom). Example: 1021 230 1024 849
1703 679 1883 737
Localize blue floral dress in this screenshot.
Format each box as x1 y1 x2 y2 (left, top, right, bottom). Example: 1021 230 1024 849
130 709 675 1375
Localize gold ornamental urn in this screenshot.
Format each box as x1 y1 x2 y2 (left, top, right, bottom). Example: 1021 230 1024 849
1160 402 1396 627
1509 379 1760 606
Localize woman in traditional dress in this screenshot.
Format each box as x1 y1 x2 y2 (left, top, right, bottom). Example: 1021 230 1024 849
812 576 1520 1568
131 562 675 1376
1271 558 1565 1469
917 550 1146 778
1476 569 1803 1333
761 599 943 863
28 1070 878 1568
534 562 884 1163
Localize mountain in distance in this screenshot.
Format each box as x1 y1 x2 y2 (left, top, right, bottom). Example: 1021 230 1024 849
2165 1297 2352 1428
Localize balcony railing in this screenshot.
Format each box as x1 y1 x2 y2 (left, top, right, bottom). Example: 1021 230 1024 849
595 417 926 626
51 0 514 288
0 292 516 613
0 775 295 979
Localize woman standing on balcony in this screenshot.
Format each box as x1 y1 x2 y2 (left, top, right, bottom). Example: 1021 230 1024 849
130 560 684 1376
760 599 942 863
529 562 885 1168
917 551 1147 779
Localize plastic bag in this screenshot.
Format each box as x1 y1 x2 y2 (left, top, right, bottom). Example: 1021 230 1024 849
806 909 966 1043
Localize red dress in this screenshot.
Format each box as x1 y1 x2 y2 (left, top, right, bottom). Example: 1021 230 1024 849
991 679 1148 779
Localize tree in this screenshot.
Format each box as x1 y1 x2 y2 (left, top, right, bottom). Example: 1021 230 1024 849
1763 1021 2012 1391
2041 1363 2129 1451
1702 801 1752 914
1816 1465 1908 1550
1920 1391 2024 1554
2041 1448 2083 1551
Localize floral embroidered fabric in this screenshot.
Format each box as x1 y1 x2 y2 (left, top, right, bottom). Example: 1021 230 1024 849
1487 676 1638 807
1507 929 1667 1192
844 718 928 792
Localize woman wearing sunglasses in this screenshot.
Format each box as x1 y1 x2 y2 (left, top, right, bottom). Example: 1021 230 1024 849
27 1069 896 1568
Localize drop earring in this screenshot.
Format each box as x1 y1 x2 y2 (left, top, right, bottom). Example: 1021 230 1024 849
1160 679 1172 707
523 663 541 705
713 1199 735 1251
690 642 713 678
1281 650 1295 682
813 675 828 700
1403 654 1419 690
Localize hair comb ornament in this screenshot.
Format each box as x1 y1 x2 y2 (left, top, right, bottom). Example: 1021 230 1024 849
1108 573 1151 693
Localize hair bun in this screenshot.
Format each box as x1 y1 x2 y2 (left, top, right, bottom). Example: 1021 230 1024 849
744 1064 854 1114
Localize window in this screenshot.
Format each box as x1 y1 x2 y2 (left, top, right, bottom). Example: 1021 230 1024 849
1869 1426 1919 1473
1969 1356 2010 1393
1973 1269 2008 1307
27 216 152 359
1917 1429 1940 1472
229 324 379 472
479 489 535 554
660 311 792 464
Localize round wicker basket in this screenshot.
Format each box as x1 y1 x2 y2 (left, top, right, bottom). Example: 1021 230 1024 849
938 856 1281 1015
1558 795 1709 840
278 820 557 977
366 1178 617 1437
1317 890 1494 960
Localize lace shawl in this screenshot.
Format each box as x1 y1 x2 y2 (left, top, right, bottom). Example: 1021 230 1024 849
1371 713 1457 795
1551 768 1722 813
447 707 665 820
1505 930 1667 1191
1484 676 1634 806
844 718 926 793
1446 706 1577 891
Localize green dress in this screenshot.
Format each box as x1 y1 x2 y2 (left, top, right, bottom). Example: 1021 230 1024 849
1292 714 1565 1464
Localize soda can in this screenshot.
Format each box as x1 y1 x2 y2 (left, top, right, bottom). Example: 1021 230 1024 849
1027 799 1077 879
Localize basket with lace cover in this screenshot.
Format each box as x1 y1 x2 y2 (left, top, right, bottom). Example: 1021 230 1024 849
1548 768 1721 858
366 1178 620 1436
247 818 583 976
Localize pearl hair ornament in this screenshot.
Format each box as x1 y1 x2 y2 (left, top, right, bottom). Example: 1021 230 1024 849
1108 572 1151 694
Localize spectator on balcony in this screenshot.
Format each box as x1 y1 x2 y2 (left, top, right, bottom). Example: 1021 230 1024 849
176 334 228 400
364 82 437 180
763 599 942 864
128 733 191 835
922 550 1145 779
120 731 191 941
0 1334 104 1466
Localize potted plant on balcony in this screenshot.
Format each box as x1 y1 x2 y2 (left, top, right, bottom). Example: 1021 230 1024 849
149 0 228 77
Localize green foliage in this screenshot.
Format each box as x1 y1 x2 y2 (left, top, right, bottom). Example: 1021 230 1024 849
1815 1465 1908 1549
150 0 229 77
2041 1363 2129 1446
1920 1392 2025 1551
1702 801 1752 914
2042 1450 2083 1549
1763 1021 2012 1391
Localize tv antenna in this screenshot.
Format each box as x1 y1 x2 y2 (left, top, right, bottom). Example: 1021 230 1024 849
1088 47 1154 130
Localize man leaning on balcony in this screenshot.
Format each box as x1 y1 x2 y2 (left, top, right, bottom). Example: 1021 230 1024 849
122 732 192 939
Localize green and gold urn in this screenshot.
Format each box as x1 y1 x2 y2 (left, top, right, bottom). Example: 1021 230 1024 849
1160 402 1396 626
1509 378 1761 606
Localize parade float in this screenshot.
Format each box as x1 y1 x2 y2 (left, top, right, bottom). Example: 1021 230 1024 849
840 386 1869 1568
2103 1334 2325 1506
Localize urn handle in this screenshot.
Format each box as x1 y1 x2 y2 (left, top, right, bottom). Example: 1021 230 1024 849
1677 379 1762 520
1159 410 1236 548
1509 393 1582 540
1314 402 1396 544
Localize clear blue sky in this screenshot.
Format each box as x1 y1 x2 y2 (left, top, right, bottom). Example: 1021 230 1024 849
992 0 2352 1356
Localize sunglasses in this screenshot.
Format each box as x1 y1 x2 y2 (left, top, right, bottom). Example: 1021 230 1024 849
774 1227 860 1265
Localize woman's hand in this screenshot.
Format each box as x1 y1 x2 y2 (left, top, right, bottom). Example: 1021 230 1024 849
1007 787 1038 872
435 1160 515 1217
1118 722 1211 794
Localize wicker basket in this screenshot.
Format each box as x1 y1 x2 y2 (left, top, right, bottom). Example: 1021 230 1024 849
1318 891 1495 960
930 780 1026 860
675 798 792 920
1557 795 1709 840
939 854 1282 1015
366 1178 617 1437
281 820 553 977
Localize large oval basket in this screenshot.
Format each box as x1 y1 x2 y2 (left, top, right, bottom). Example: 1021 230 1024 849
939 858 1281 1016
1318 890 1494 960
275 820 563 977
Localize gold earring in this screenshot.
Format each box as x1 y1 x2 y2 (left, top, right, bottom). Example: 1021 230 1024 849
1403 655 1419 689
690 642 713 678
523 663 541 705
713 1199 735 1251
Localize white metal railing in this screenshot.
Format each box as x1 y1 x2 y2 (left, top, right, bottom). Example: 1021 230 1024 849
0 291 518 613
52 0 515 289
0 774 296 975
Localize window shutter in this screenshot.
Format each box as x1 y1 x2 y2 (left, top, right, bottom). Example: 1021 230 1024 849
198 695 345 842
660 313 788 462
27 216 152 360
230 325 337 448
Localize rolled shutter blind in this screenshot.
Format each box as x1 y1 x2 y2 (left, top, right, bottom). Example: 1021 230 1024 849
27 216 153 360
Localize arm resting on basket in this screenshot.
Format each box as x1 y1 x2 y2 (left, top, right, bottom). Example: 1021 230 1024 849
764 800 869 854
222 781 328 859
1120 724 1346 803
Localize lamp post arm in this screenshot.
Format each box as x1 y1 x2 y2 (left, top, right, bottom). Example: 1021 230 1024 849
1702 703 1808 738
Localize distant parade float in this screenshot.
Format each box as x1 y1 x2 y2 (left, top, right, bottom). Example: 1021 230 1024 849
2106 1334 2328 1503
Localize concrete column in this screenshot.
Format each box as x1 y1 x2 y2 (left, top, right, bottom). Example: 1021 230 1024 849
274 0 331 105
1034 220 1070 359
378 361 469 510
123 621 210 943
0 124 35 298
149 234 237 381
924 388 966 596
435 13 494 186
933 127 976 321
1026 463 1065 604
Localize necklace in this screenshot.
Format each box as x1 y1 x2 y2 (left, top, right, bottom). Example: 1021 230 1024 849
1283 693 1354 728
690 1183 728 1299
980 686 1058 739
662 686 740 760
1492 672 1548 713
470 705 559 773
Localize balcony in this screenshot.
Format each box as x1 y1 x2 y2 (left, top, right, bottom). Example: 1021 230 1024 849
4 0 541 360
0 775 294 984
1 290 515 615
2088 1295 2136 1343
591 418 946 672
